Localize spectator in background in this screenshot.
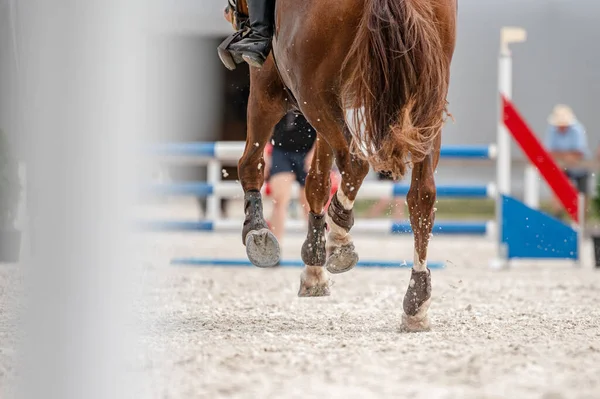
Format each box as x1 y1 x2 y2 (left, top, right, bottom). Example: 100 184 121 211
544 104 590 217
264 111 316 250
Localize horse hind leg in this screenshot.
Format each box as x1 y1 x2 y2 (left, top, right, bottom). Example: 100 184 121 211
298 137 334 297
325 126 369 275
296 99 368 293
238 60 286 267
401 153 437 332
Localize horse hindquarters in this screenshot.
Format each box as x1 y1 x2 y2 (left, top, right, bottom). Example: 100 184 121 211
340 0 450 180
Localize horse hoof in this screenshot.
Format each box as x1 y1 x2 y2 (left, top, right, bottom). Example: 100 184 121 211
245 228 281 268
325 244 358 274
400 312 431 333
297 266 330 297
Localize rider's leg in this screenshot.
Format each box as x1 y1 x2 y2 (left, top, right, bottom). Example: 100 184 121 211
218 0 276 70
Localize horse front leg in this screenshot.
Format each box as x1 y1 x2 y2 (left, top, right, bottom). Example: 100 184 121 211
238 60 286 267
298 137 334 297
402 153 438 332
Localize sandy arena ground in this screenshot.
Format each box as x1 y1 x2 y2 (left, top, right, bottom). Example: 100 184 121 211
2 198 600 398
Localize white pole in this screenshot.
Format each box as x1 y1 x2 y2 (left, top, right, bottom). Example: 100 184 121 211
207 160 221 220
497 52 512 196
493 44 512 270
523 165 540 209
576 193 585 267
492 27 527 270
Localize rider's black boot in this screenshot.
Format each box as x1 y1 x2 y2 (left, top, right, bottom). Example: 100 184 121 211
218 0 276 70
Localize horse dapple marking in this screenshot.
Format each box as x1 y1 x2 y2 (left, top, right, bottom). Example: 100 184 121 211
224 0 457 332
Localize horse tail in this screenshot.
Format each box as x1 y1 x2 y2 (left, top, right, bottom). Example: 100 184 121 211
341 0 450 178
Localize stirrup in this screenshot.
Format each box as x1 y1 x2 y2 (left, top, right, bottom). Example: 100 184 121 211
217 30 246 70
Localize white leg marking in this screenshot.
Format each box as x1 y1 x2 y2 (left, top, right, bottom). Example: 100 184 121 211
337 189 354 210
326 212 352 248
301 265 329 286
298 265 330 297
401 298 431 332
413 248 427 272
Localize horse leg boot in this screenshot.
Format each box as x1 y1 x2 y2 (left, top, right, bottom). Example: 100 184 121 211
401 155 437 332
298 138 334 297
218 0 276 70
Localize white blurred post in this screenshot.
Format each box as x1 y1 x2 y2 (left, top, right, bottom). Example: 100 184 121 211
497 54 512 197
492 27 527 269
576 193 585 267
17 1 147 398
524 165 540 209
207 159 221 219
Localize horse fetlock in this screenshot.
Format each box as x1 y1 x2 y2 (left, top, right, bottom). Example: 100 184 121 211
327 192 354 232
301 239 326 266
241 190 269 245
402 268 432 316
401 271 432 332
301 212 327 266
298 265 330 297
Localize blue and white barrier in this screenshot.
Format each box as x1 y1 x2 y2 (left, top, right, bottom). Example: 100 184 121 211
142 181 496 199
146 142 244 162
141 141 498 239
147 141 497 163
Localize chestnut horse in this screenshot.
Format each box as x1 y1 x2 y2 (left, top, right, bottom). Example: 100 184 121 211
224 0 457 331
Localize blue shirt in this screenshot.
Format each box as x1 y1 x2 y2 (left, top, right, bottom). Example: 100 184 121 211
544 122 590 158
